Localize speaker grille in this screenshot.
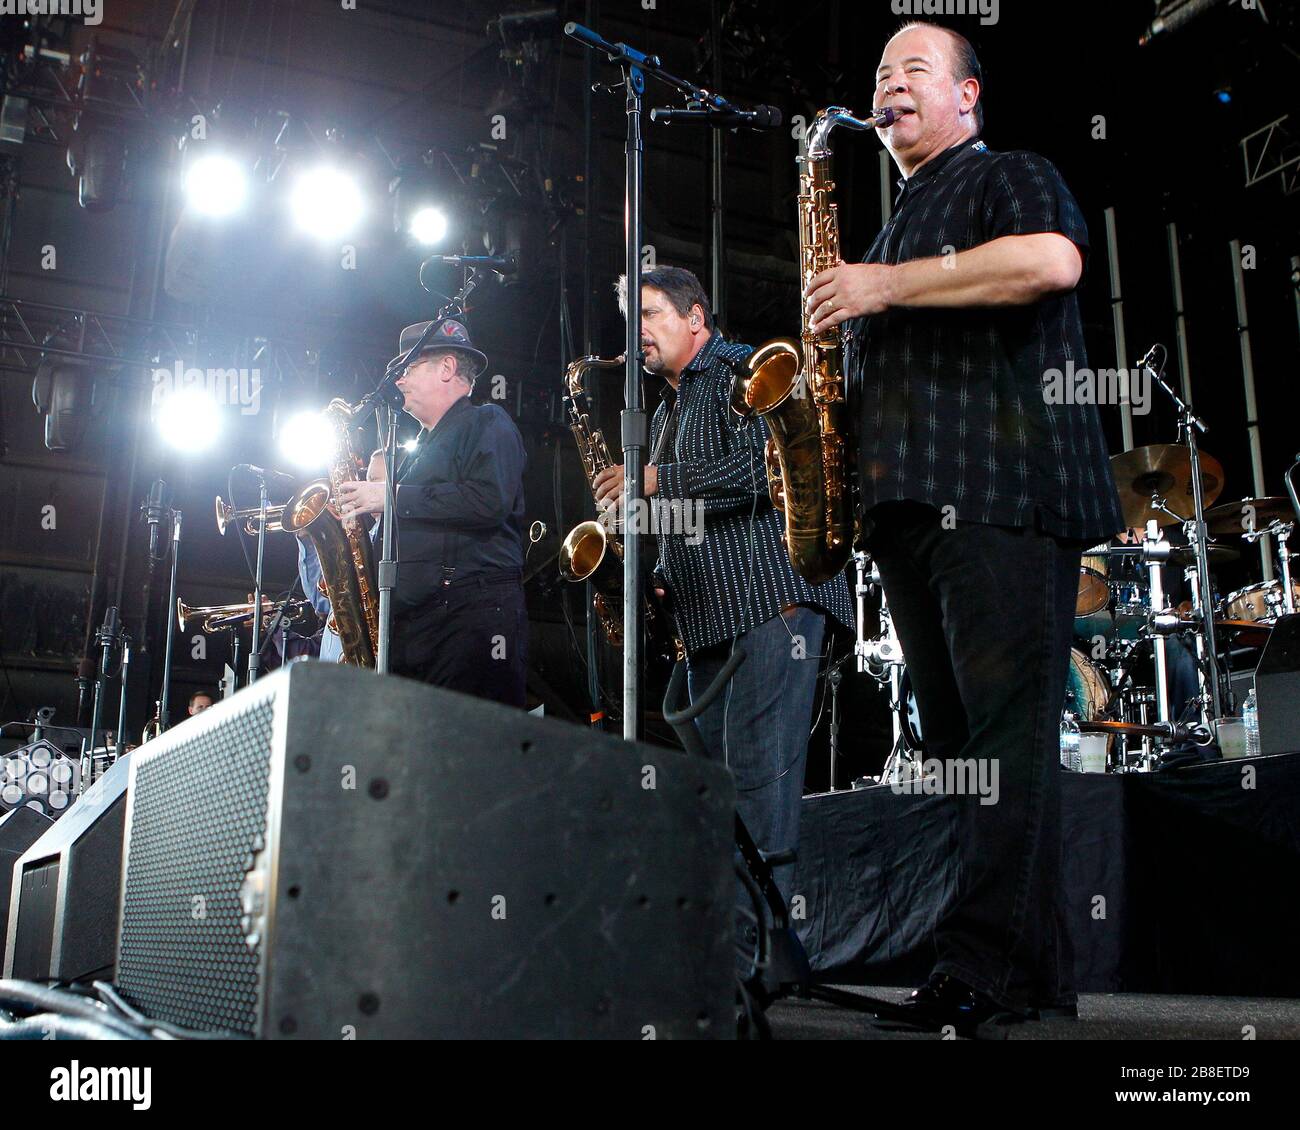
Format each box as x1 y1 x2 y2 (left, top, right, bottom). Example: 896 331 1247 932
116 694 276 1036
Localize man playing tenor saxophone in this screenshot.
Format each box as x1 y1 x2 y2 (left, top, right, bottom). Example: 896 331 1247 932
594 266 853 905
803 21 1124 1033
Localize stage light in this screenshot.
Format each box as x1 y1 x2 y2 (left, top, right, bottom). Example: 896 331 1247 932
278 409 336 470
290 165 365 240
155 387 222 452
1214 88 1233 105
184 152 250 217
410 206 449 246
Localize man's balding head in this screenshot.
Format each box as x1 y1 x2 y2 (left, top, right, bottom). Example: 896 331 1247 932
874 22 983 176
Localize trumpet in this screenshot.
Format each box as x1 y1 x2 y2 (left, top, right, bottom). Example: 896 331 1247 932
214 495 288 536
177 596 308 634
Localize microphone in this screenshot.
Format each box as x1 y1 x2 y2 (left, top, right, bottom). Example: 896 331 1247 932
97 605 121 678
1139 0 1228 46
1135 344 1160 371
238 464 297 486
650 104 783 130
142 479 168 562
422 253 518 273
75 655 95 720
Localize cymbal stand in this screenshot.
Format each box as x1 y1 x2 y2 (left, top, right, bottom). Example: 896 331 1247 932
1145 346 1224 723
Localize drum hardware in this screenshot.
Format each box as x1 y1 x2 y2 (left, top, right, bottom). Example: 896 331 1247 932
850 552 921 789
1201 496 1296 538
1237 517 1297 617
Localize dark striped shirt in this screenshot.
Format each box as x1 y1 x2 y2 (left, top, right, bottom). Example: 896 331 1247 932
846 137 1124 544
652 332 854 655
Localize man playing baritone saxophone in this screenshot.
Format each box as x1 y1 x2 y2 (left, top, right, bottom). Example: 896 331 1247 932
336 319 529 707
593 266 853 905
803 22 1124 1033
298 447 385 663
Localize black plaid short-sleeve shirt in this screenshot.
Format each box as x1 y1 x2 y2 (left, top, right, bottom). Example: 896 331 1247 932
652 332 854 655
846 137 1124 544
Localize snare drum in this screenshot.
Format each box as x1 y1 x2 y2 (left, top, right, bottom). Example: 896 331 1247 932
1226 579 1300 622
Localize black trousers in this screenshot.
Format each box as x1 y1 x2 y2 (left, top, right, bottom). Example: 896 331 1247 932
392 574 528 709
866 501 1082 1012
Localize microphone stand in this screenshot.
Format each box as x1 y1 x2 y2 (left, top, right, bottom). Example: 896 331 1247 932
1145 349 1224 725
566 21 780 741
82 605 121 793
159 509 182 728
247 476 269 685
115 639 131 757
377 403 399 675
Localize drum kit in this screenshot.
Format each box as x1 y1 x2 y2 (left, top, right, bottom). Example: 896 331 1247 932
1065 445 1297 771
841 353 1300 783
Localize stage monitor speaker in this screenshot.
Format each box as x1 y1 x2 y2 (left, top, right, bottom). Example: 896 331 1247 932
115 663 735 1039
0 805 54 948
4 753 132 982
1256 614 1300 755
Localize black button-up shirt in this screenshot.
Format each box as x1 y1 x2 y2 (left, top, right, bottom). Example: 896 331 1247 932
391 395 526 608
847 137 1124 544
652 332 854 655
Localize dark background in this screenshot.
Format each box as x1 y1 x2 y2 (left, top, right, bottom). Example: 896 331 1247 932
1 0 1297 784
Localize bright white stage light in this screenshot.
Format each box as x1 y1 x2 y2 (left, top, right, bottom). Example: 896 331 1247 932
279 410 336 470
155 387 222 452
184 153 249 217
290 166 365 240
409 206 448 245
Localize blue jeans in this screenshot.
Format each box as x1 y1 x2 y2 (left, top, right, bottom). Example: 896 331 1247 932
687 606 826 903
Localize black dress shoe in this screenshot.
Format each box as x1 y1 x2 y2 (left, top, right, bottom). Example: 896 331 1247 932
1027 1000 1079 1021
884 973 1029 1036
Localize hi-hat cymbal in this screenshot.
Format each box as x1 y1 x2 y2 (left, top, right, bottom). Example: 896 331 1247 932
1109 444 1224 530
1201 497 1298 538
1167 544 1241 568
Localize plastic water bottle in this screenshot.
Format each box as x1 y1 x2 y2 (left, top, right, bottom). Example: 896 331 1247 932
1060 713 1081 772
1243 689 1260 757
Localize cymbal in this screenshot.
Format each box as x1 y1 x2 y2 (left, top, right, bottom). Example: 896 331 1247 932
1167 544 1241 568
1109 445 1224 530
1176 615 1273 650
1201 496 1297 538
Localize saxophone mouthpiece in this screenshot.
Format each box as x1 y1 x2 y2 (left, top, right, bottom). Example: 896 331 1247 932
874 107 914 127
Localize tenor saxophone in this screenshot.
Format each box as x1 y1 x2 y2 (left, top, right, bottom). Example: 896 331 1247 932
557 356 683 664
281 398 379 667
732 106 898 585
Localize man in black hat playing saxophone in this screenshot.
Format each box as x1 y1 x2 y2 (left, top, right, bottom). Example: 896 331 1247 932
337 319 529 707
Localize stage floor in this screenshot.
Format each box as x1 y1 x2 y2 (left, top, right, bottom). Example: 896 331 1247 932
767 987 1300 1040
